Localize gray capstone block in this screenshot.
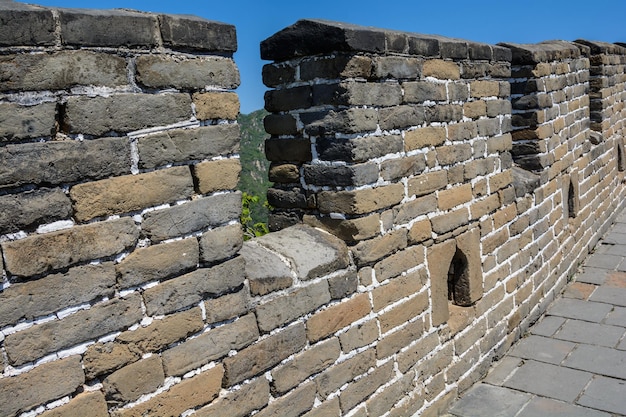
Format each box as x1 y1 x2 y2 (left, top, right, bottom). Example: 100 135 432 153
158 14 237 52
0 2 55 46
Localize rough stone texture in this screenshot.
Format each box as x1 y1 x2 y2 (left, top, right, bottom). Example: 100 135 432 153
116 238 199 288
194 378 270 417
0 102 56 141
0 356 85 417
1 217 139 278
103 355 165 403
141 192 241 242
255 382 317 417
64 93 192 136
83 342 142 380
138 125 240 169
159 14 237 52
199 223 243 264
307 293 371 342
4 294 143 366
0 263 115 328
316 349 376 399
0 188 72 235
204 288 250 323
0 2 56 46
136 55 239 89
428 239 457 326
241 241 294 295
317 184 404 215
193 92 240 120
39 391 109 417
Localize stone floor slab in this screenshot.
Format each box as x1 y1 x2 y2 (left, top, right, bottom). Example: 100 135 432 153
575 266 608 285
596 242 626 256
448 384 531 417
603 233 626 245
577 376 626 415
517 396 610 417
553 319 625 348
585 253 623 269
563 344 626 379
530 316 566 337
590 286 626 307
482 356 522 386
508 335 575 364
604 306 626 327
502 360 592 402
547 298 613 323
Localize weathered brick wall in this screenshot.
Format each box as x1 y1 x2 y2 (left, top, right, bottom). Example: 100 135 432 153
0 3 245 416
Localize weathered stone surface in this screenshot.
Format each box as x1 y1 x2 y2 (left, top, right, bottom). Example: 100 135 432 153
254 225 349 280
0 356 85 417
143 256 245 316
142 192 241 242
223 323 306 386
265 138 312 162
512 166 540 197
4 294 143 366
193 92 240 120
372 269 426 311
58 8 158 47
303 108 378 136
199 223 243 264
103 355 164 403
316 349 375 399
256 281 331 333
83 342 142 380
255 382 316 417
241 241 293 295
194 378 270 417
162 313 258 376
405 126 446 150
138 124 240 169
1 217 138 278
303 213 381 243
318 184 404 215
116 238 198 288
407 170 448 197
339 361 394 413
0 102 56 141
316 134 402 162
0 51 127 91
64 93 192 136
40 391 108 417
159 14 237 52
0 188 72 235
205 288 250 323
0 263 115 328
423 59 460 80
271 338 341 395
379 293 429 333
0 137 130 189
430 208 470 235
427 240 457 326
352 229 408 265
303 162 379 187
339 320 379 352
0 3 55 46
381 154 426 181
394 195 437 225
136 55 239 89
374 246 425 283
116 365 224 417
269 163 300 183
329 271 358 299
307 293 371 342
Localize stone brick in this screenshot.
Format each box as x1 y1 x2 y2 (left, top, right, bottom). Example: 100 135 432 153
455 227 484 304
463 101 488 119
0 356 84 417
405 126 446 151
255 382 316 417
374 246 425 282
379 292 429 333
378 105 427 131
438 183 473 211
339 320 379 352
0 51 127 92
303 398 341 417
256 281 330 333
116 365 224 417
0 263 115 328
263 63 296 87
116 238 198 288
422 59 460 80
329 271 358 299
204 288 249 323
143 255 245 316
367 373 416 417
142 192 241 242
373 56 421 79
397 331 439 373
437 144 473 165
272 338 341 395
318 184 404 215
138 124 239 169
241 242 293 296
0 137 130 189
0 102 56 141
302 108 379 136
199 223 243 264
316 349 376 399
265 138 312 162
223 323 306 386
430 208 470 235
408 170 448 196
307 293 371 342
301 54 373 81
162 313 258 377
352 229 408 265
0 188 72 235
40 391 108 417
1 217 138 278
71 166 194 222
194 378 270 417
64 93 192 136
193 159 241 194
4 294 143 366
116 307 204 354
372 269 426 311
303 213 381 243
470 80 501 98
403 81 447 103
339 361 394 413
83 342 142 380
427 239 456 326
470 194 501 220
158 14 237 52
136 56 239 89
316 134 402 162
409 219 433 244
0 3 55 46
104 355 164 403
381 154 426 181
269 163 299 183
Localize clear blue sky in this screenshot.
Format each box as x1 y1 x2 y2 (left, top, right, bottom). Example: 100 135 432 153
29 0 626 114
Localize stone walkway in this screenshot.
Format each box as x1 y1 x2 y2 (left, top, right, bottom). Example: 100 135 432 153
446 209 626 417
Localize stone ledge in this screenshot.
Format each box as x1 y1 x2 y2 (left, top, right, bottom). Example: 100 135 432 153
261 19 510 62
574 39 626 56
499 41 582 64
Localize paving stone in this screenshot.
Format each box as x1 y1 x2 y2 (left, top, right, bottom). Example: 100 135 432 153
563 344 626 379
575 267 608 285
589 286 626 307
563 282 597 300
554 319 625 348
577 376 626 415
508 335 575 365
503 360 592 402
448 384 531 417
585 253 623 269
517 397 610 417
604 306 626 327
596 243 626 256
530 316 566 337
482 357 523 386
547 298 613 323
602 233 626 245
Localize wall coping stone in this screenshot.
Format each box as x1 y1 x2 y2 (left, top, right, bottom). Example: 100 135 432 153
261 19 511 62
498 40 583 64
574 39 626 55
0 2 236 52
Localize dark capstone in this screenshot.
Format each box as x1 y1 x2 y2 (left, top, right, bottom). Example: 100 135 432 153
440 40 468 59
264 114 298 136
312 83 349 107
267 187 313 209
268 211 303 232
265 138 312 162
158 14 237 52
0 3 55 46
303 163 378 187
512 95 538 110
262 63 296 87
498 41 580 65
329 271 358 299
511 166 540 197
512 141 542 157
468 43 493 60
408 37 440 57
264 86 312 112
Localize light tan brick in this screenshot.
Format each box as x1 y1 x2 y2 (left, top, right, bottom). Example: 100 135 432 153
377 320 424 359
405 126 446 151
302 398 341 417
303 213 381 242
470 80 500 98
379 292 428 333
409 219 433 244
255 382 316 417
306 293 371 342
374 245 425 282
316 349 376 399
194 378 270 417
193 92 240 120
372 269 426 311
427 239 456 326
463 101 487 119
352 229 408 265
339 361 394 413
430 208 469 235
423 59 460 80
193 158 241 194
438 184 473 211
408 170 448 197
318 184 404 215
104 355 164 403
84 342 142 380
40 392 108 417
339 319 379 352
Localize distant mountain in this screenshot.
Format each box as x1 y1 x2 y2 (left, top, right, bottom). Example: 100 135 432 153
238 109 271 225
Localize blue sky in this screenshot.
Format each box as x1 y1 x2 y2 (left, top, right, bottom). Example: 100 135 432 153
29 0 626 114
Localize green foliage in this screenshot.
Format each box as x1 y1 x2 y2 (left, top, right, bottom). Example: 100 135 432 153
241 192 270 240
